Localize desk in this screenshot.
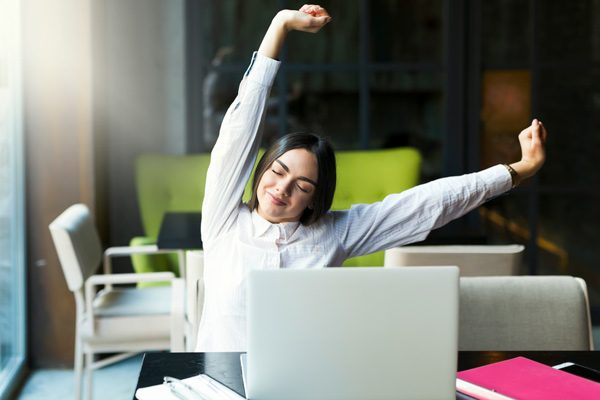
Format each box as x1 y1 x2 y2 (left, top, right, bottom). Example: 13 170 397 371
134 351 600 399
135 352 245 398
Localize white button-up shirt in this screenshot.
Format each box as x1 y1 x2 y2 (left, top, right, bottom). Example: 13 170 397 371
195 52 512 352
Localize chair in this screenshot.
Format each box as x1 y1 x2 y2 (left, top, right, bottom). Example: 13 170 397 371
333 147 422 266
49 204 186 400
130 152 262 283
132 147 422 271
130 153 208 286
384 244 525 276
182 250 205 351
459 276 594 351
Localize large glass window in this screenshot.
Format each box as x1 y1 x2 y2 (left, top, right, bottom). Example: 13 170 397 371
0 0 26 397
478 0 600 317
192 0 600 318
193 0 446 181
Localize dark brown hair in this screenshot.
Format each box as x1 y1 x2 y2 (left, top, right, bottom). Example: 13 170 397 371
248 132 336 225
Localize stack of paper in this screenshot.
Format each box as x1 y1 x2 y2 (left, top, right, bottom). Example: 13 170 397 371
136 374 245 400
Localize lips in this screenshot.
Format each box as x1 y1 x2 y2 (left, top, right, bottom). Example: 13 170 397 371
267 192 286 206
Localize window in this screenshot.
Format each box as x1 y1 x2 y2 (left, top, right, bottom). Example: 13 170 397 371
189 0 448 181
0 0 26 397
189 0 600 318
476 0 600 316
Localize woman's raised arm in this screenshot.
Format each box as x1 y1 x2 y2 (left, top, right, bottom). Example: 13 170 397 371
201 6 332 241
258 5 332 60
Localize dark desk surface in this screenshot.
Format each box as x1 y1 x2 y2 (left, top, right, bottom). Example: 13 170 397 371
135 352 245 399
134 351 600 399
157 212 203 250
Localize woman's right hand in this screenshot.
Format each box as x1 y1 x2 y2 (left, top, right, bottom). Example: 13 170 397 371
292 5 332 32
276 6 332 34
259 5 332 59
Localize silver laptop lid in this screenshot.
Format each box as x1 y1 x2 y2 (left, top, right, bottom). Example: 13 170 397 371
246 266 459 400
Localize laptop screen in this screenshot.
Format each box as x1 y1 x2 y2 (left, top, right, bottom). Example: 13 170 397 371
245 267 459 400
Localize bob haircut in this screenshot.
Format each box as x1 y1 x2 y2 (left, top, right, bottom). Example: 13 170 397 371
248 132 336 226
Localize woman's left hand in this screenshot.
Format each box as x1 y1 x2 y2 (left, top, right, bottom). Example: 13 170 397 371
510 119 547 180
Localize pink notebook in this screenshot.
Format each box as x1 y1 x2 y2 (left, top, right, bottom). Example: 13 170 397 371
457 357 600 400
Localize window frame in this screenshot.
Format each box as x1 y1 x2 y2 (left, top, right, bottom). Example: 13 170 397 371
0 0 28 398
186 0 600 284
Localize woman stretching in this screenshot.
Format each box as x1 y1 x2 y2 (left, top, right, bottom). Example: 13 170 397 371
196 5 547 352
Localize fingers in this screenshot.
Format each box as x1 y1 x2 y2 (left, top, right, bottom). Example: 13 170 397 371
300 4 321 14
289 6 331 33
531 119 540 149
539 121 547 143
518 119 546 157
514 119 547 178
300 4 330 19
530 118 548 147
316 15 332 25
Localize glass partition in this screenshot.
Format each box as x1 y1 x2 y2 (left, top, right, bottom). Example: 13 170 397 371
479 0 600 317
0 0 26 397
287 72 360 150
196 0 446 183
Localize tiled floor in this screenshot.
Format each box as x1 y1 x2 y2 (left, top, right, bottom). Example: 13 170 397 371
13 328 600 400
14 353 144 400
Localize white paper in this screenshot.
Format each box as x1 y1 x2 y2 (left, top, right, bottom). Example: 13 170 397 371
136 374 245 400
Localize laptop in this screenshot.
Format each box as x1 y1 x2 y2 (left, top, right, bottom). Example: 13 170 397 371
242 266 460 400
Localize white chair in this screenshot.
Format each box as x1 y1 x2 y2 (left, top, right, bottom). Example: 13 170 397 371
459 276 594 351
384 244 525 276
181 250 205 351
49 204 186 400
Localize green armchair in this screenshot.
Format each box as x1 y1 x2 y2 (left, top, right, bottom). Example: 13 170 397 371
333 147 422 266
130 154 207 286
131 147 421 280
130 152 260 286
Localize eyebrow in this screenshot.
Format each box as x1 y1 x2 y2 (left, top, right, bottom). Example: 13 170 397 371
275 159 317 187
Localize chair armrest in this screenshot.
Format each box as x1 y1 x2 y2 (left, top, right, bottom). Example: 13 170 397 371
575 277 594 350
103 245 186 277
185 251 204 351
170 278 186 352
86 272 175 287
184 279 204 351
105 245 177 257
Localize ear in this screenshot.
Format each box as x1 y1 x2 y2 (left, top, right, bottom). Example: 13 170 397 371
308 204 314 210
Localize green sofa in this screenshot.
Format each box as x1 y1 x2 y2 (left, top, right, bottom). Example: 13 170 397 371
332 147 422 266
130 147 421 283
130 152 261 287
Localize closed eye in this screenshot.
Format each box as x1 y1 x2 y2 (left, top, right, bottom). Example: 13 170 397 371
296 183 308 193
271 169 283 176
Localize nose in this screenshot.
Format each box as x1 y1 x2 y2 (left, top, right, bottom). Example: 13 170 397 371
276 178 293 196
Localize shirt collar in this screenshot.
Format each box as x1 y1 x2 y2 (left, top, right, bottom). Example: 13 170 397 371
251 209 301 241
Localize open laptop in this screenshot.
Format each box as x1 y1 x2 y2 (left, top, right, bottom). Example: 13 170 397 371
241 266 460 400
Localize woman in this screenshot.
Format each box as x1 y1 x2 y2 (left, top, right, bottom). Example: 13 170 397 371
196 5 547 352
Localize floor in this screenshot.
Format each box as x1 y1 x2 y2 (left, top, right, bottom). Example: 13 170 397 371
13 353 144 400
12 328 600 400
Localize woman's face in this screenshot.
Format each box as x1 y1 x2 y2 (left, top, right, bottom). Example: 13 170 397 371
256 148 318 224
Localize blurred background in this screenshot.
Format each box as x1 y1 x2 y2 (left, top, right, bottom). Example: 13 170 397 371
1 0 600 397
